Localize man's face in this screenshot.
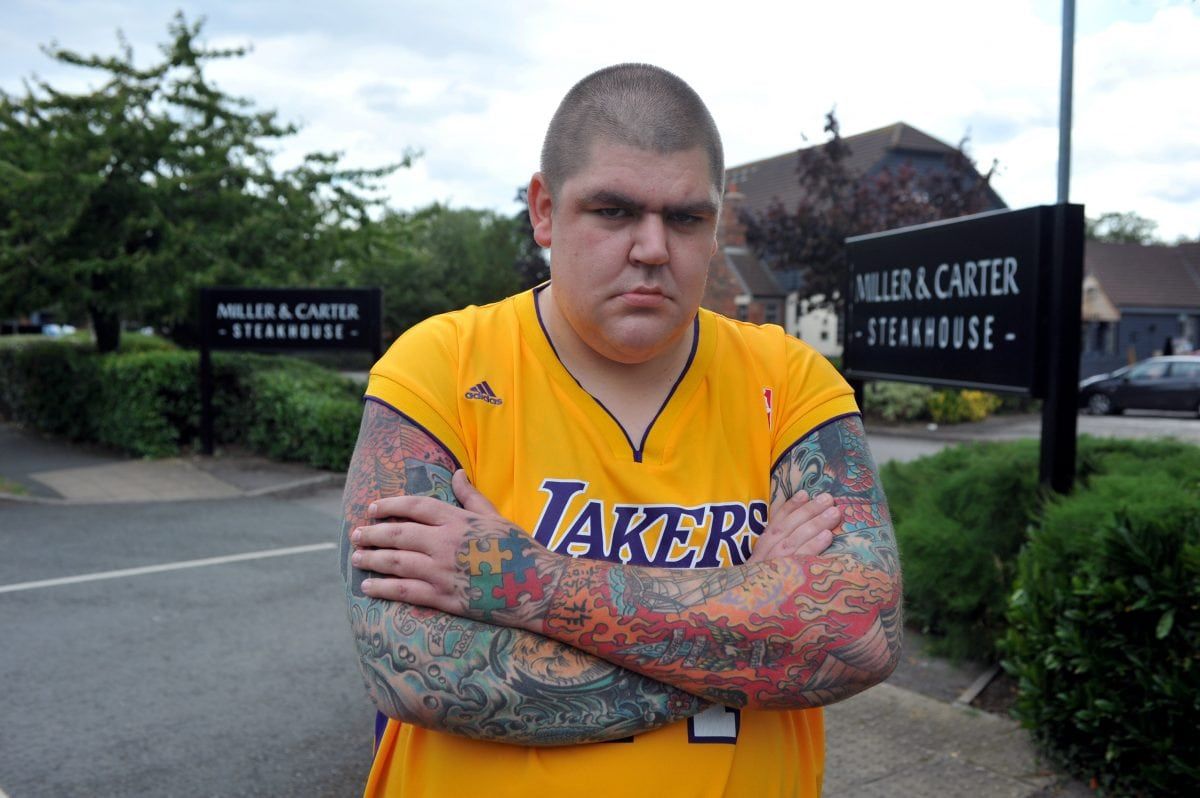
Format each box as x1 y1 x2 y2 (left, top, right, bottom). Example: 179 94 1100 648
529 138 720 365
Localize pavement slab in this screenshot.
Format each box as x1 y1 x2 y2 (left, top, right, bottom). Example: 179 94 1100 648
824 683 1058 798
30 458 242 502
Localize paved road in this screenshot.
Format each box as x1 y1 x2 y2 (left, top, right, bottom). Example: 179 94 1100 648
5 414 1191 796
0 488 373 798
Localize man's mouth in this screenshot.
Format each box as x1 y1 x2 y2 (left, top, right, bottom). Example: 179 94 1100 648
620 287 667 307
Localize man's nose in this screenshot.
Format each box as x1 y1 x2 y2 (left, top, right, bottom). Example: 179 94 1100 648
630 214 669 266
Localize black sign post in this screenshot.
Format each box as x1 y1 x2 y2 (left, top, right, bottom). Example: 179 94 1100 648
1038 204 1085 494
198 287 383 455
843 204 1084 492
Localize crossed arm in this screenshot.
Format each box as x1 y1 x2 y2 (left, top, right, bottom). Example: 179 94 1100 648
353 413 902 711
340 399 708 746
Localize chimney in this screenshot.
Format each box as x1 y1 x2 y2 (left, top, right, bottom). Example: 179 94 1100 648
720 184 747 248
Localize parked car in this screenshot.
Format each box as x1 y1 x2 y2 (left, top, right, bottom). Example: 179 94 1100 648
1079 356 1200 416
41 323 76 338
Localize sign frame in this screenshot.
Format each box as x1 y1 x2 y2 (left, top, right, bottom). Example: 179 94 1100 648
842 206 1056 397
840 204 1084 492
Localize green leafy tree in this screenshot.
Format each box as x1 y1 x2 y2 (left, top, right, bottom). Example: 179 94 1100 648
0 14 405 351
1085 211 1161 245
339 204 521 337
741 110 998 311
512 186 549 289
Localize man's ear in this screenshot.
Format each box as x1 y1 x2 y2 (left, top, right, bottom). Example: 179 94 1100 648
527 172 554 248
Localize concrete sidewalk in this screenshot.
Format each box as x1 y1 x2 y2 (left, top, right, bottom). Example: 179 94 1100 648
0 423 342 503
0 419 1091 796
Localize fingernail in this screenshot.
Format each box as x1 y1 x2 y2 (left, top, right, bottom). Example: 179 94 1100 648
351 551 362 565
819 493 833 505
352 528 362 544
368 503 377 516
361 578 372 592
823 507 839 520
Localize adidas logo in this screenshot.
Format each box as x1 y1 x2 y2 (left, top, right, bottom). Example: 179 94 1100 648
464 380 503 405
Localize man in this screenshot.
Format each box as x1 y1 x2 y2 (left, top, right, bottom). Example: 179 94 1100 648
340 63 902 797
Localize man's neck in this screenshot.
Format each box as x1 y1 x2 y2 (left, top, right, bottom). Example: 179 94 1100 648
537 285 694 391
537 287 694 445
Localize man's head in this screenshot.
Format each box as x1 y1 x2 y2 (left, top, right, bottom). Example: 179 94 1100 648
539 63 725 201
527 64 724 368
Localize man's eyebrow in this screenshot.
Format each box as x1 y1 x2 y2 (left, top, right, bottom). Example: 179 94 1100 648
581 190 718 217
581 190 642 211
665 199 719 217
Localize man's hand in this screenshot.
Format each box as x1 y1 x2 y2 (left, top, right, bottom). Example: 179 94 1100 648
352 470 556 628
751 491 841 561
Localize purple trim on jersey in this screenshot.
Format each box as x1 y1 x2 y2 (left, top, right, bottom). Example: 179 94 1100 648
363 395 463 471
769 412 862 475
635 322 699 461
533 287 700 463
374 710 388 753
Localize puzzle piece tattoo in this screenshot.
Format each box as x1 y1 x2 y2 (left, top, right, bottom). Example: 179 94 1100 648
498 533 538 572
457 538 513 576
494 567 554 607
467 571 507 616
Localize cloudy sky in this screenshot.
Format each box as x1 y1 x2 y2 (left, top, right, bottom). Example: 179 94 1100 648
3 0 1198 240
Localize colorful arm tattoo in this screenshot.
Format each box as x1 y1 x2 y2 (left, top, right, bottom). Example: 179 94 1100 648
466 415 902 710
340 399 706 745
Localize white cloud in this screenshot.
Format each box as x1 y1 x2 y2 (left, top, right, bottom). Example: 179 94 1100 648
2 0 1198 239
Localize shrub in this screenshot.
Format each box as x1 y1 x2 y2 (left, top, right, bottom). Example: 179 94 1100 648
882 439 1041 660
864 381 932 423
926 388 1003 424
118 332 179 354
0 339 363 468
238 357 362 470
92 351 200 457
1004 456 1200 796
0 340 100 440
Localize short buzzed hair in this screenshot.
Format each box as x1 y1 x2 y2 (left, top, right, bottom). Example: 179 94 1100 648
540 63 725 198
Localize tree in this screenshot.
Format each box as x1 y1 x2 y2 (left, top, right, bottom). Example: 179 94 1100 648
1085 211 1161 245
511 186 549 289
0 14 405 351
339 204 521 337
740 110 998 310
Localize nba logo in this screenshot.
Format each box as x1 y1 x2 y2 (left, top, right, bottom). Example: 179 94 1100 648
762 387 773 430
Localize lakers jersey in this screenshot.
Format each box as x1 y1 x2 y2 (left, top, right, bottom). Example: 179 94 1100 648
363 288 858 797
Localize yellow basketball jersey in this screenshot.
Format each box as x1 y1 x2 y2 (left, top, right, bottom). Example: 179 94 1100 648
364 288 858 798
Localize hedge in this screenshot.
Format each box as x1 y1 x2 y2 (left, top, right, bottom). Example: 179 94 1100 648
860 380 1006 425
881 439 1041 660
884 437 1200 794
0 341 100 441
0 338 362 468
1004 446 1200 796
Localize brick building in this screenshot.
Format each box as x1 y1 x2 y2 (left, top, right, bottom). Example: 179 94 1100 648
704 122 1006 355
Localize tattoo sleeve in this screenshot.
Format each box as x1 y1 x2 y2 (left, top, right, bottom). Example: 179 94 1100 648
506 415 903 710
340 399 707 746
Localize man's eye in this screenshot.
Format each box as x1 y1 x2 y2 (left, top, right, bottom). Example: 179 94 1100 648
668 213 702 226
596 208 629 219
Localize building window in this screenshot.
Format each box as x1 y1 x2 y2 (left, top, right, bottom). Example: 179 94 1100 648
764 302 780 324
736 305 749 322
